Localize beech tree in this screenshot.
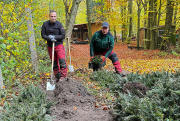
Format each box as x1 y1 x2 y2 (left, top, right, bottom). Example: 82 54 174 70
63 0 83 56
86 0 92 43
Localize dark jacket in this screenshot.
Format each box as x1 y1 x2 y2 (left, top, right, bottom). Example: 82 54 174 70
41 20 65 47
90 30 114 58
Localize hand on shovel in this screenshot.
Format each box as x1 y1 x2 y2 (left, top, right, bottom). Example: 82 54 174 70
48 35 56 42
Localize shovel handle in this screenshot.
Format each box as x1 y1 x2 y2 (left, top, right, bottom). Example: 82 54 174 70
51 41 56 81
67 37 71 65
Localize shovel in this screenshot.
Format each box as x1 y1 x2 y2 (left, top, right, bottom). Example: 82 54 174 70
67 37 74 72
46 41 56 91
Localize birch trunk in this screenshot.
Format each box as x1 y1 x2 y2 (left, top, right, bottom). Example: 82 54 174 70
25 7 39 73
0 66 3 89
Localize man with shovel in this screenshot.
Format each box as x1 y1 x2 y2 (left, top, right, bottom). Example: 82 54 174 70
41 10 67 82
90 22 125 77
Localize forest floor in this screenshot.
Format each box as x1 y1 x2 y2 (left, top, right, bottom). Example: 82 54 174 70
41 41 180 121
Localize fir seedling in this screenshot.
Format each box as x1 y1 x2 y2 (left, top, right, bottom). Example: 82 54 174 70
91 55 102 71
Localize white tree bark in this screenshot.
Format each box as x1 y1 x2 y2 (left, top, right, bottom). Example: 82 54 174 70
0 66 3 89
25 7 39 73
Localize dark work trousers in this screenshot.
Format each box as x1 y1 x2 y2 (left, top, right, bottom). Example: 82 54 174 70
94 50 122 73
48 44 67 78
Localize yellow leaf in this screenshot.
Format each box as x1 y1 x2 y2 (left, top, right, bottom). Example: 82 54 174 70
8 21 12 24
6 45 11 50
4 29 9 33
14 18 17 22
96 87 101 89
25 5 28 8
0 22 3 27
13 13 16 16
6 51 10 56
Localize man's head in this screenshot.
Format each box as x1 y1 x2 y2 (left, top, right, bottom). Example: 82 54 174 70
49 10 57 23
101 22 109 35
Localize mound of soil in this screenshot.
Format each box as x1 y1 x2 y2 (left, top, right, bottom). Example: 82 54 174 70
45 77 114 121
123 82 149 98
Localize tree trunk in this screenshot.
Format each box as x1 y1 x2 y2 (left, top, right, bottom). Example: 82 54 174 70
64 0 83 56
114 26 117 42
157 0 162 25
101 0 104 21
160 0 174 51
86 0 92 43
146 0 153 49
178 30 180 51
149 0 154 50
152 0 157 49
141 0 148 27
0 66 3 89
173 1 178 25
25 7 39 73
121 6 126 42
137 1 141 48
164 0 174 36
128 0 132 38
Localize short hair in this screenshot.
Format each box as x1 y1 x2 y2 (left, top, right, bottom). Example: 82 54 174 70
49 10 57 15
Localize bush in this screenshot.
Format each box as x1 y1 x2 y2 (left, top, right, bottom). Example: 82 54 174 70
112 70 180 121
0 85 55 121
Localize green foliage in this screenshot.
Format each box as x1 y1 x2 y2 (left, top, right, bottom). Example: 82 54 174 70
89 69 180 120
91 56 102 67
112 71 180 121
158 51 168 57
0 84 56 121
172 50 179 56
90 70 122 88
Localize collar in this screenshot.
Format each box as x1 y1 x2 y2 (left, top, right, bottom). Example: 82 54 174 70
49 20 56 25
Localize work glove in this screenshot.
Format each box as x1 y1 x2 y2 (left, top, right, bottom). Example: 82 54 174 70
48 35 56 42
101 56 106 64
90 56 94 61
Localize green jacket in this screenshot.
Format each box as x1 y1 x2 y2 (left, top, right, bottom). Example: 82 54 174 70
90 30 114 58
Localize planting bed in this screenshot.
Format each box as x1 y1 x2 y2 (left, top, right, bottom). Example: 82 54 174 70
44 77 114 121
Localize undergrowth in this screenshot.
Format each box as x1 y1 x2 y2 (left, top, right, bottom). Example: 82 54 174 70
0 84 55 121
89 69 180 121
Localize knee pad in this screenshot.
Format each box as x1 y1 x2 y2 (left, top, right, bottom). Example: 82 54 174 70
59 59 67 68
53 60 58 69
109 53 119 63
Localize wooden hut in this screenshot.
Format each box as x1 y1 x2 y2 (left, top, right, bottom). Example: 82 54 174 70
71 22 102 42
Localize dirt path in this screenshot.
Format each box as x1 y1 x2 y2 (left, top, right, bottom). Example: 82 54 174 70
44 77 114 121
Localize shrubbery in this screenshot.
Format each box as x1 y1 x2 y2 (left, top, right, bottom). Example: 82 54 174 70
0 85 55 121
90 70 180 121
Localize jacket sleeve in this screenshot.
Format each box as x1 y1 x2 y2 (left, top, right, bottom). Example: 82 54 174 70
41 22 50 41
104 37 114 58
55 23 65 41
90 33 95 57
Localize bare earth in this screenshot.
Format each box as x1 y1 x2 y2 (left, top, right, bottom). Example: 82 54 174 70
44 77 115 121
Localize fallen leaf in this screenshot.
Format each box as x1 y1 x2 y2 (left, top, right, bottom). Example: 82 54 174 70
103 106 108 110
95 105 99 108
73 107 77 110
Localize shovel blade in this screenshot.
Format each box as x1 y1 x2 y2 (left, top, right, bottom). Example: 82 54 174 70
68 65 74 72
46 79 55 90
